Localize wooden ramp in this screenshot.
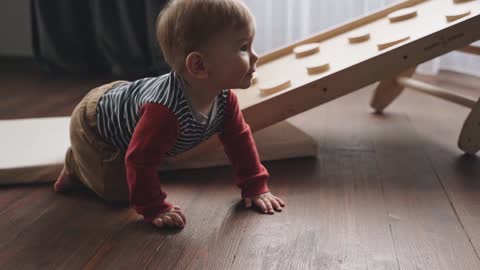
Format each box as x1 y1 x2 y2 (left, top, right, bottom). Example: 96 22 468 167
237 0 480 132
0 117 316 184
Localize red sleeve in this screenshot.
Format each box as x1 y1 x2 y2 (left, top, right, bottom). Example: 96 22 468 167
218 90 270 198
125 103 179 222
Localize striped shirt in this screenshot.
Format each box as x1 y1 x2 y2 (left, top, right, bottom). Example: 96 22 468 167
96 72 228 156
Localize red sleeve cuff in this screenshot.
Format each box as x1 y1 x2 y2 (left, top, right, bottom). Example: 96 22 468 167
241 179 270 198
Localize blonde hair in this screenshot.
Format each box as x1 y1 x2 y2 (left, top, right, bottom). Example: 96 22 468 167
157 0 254 72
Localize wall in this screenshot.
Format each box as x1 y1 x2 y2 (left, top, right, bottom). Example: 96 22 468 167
0 1 32 57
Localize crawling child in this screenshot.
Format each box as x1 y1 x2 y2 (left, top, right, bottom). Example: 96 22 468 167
54 0 285 229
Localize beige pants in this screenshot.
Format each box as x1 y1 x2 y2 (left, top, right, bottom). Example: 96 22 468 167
65 81 129 203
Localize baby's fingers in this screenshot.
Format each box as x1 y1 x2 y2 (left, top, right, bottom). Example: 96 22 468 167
153 218 164 228
168 212 185 228
162 215 175 227
172 207 187 224
254 198 268 213
262 198 274 214
270 198 283 212
274 196 286 207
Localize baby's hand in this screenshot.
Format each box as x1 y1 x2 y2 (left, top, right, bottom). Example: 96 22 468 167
152 206 186 229
244 192 285 214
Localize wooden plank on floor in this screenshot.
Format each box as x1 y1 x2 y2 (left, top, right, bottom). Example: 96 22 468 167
230 150 398 270
296 85 480 269
80 168 236 269
0 187 58 266
0 186 38 213
394 87 480 260
0 71 102 120
365 105 480 269
0 187 132 269
92 152 396 269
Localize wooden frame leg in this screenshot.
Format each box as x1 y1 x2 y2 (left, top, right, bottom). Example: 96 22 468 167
456 45 480 56
392 76 479 154
396 77 476 108
390 74 480 155
458 99 480 155
370 67 417 113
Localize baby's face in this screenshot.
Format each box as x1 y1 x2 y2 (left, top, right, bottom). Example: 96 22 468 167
203 22 258 90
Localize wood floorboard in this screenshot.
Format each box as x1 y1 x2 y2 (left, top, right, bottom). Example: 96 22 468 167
0 185 38 214
0 187 133 270
366 111 480 269
389 77 480 261
294 85 480 269
361 73 480 269
82 169 234 270
0 66 108 119
230 150 398 270
1 63 480 269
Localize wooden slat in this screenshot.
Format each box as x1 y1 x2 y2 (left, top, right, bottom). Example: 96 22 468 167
398 77 477 108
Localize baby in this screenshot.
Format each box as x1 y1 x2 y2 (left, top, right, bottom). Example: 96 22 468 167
54 0 285 229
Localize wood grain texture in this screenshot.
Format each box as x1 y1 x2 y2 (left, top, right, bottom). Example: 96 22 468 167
398 72 480 258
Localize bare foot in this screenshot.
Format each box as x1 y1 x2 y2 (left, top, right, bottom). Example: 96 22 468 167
54 166 83 192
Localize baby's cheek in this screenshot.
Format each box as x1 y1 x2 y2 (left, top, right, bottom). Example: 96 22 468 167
230 63 248 77
240 59 250 74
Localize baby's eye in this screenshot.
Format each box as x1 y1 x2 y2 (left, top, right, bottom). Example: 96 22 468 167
240 44 248 51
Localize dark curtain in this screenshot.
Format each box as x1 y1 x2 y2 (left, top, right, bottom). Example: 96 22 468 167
31 0 170 78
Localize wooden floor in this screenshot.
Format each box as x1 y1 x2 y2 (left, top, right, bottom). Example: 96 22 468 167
1 61 480 269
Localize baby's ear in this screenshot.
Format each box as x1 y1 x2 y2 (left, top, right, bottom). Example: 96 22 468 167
185 52 208 79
